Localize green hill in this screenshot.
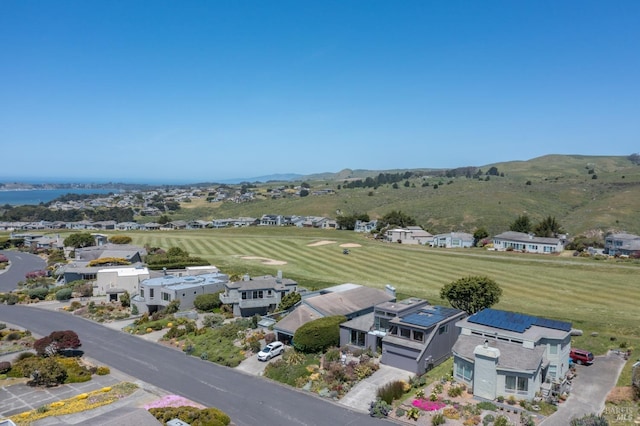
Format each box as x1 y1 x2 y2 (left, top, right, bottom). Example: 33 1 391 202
174 154 640 237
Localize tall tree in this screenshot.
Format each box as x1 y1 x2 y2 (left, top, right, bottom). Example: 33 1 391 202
510 214 532 233
63 232 95 249
376 210 417 230
473 227 489 246
440 275 502 315
534 216 564 237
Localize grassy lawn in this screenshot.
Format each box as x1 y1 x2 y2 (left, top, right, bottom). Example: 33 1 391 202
48 226 640 360
36 226 640 361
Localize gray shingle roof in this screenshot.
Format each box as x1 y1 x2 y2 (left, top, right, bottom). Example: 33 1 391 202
453 334 545 372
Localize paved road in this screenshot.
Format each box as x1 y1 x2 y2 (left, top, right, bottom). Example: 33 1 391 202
0 305 386 426
0 250 46 292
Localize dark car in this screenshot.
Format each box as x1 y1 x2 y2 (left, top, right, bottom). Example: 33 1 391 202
59 348 84 358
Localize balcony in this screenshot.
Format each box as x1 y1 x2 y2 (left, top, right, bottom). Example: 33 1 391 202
239 296 277 309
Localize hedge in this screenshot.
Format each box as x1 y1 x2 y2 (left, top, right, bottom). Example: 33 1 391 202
293 315 347 353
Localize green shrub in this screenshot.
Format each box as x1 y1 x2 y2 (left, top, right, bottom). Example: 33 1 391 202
432 413 446 425
55 288 73 301
396 407 406 417
0 322 6 330
202 314 225 328
27 287 49 300
368 398 391 418
120 291 130 307
483 414 495 425
194 293 222 312
376 380 406 404
278 291 301 311
293 315 347 353
96 366 110 375
477 401 497 411
6 332 21 341
149 406 230 426
494 416 509 426
569 414 609 426
5 293 18 305
13 352 35 362
0 361 11 374
164 299 180 314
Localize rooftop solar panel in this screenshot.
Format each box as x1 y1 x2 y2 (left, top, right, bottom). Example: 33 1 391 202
468 308 572 333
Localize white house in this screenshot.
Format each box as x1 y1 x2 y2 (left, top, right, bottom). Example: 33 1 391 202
385 226 433 245
452 309 572 401
492 231 565 254
95 266 150 301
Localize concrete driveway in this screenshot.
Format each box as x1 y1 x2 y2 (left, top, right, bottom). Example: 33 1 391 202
235 347 284 376
339 364 413 413
541 353 626 425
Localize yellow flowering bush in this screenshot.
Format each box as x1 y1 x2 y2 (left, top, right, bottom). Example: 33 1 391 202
10 382 138 425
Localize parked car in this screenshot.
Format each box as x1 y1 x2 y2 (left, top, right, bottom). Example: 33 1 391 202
570 348 594 365
257 341 284 361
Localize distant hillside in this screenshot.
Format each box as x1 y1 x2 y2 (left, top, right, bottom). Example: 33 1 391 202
177 154 640 237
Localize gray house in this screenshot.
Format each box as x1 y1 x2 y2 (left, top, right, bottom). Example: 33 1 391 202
431 232 475 248
604 232 640 256
219 272 298 317
452 309 572 401
340 297 466 375
134 271 229 314
276 284 396 343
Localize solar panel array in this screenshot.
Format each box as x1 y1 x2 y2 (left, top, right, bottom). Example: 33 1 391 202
401 306 462 328
468 308 571 333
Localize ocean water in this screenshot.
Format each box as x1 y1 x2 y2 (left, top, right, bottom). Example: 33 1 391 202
0 189 118 206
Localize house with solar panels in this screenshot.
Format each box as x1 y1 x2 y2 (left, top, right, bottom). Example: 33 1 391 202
452 308 572 401
339 298 466 375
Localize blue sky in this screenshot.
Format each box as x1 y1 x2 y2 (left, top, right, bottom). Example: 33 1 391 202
1 1 639 183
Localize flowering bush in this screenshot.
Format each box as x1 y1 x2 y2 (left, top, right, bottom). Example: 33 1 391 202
412 399 446 411
143 394 205 410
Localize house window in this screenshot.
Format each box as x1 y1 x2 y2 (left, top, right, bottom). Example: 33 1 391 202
140 289 144 298
252 290 264 299
438 325 448 335
549 344 558 355
400 328 411 338
505 376 528 394
162 292 171 301
455 360 472 381
350 330 366 347
149 288 154 298
548 365 557 379
389 325 398 336
375 317 390 332
413 330 424 342
242 292 247 300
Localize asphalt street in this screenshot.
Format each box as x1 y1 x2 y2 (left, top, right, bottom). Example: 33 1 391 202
0 304 387 426
0 250 46 292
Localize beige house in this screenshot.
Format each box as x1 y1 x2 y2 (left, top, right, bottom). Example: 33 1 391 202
96 266 150 301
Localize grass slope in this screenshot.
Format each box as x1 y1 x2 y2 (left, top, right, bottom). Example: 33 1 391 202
161 155 640 236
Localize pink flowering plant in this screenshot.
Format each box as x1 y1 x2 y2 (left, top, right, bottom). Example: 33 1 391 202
412 399 446 411
144 394 205 410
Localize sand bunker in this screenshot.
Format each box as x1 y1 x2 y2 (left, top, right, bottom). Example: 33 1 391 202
340 243 362 248
307 240 337 247
241 256 288 266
